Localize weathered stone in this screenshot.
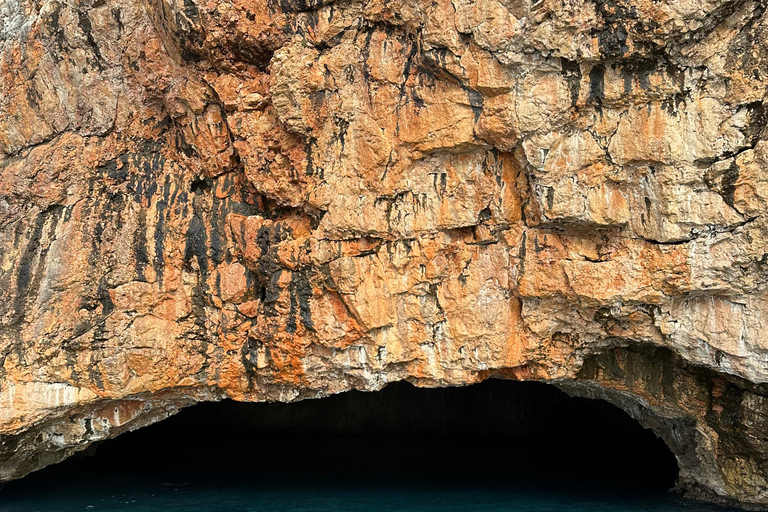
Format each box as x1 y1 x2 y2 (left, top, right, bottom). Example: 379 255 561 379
1 0 767 508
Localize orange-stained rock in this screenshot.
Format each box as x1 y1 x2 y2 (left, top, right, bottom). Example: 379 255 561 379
1 0 768 508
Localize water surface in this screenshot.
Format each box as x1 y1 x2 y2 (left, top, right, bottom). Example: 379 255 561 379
1 464 740 512
0 382 738 512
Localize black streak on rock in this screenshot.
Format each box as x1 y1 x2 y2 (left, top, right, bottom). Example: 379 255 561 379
97 276 115 316
291 271 314 333
593 0 636 59
210 197 225 267
466 88 484 121
741 101 767 146
135 209 149 281
621 58 655 94
13 205 64 323
561 58 582 106
184 213 209 273
588 65 605 106
77 10 105 70
263 270 284 319
154 177 172 285
722 161 740 209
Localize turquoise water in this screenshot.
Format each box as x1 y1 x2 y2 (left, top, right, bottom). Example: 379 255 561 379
0 469 740 512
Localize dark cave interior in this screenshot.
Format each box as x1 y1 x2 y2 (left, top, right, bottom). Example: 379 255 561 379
4 380 679 496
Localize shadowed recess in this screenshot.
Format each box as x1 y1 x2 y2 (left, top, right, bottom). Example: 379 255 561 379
2 380 679 497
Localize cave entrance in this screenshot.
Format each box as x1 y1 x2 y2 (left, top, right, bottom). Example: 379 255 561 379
3 380 680 508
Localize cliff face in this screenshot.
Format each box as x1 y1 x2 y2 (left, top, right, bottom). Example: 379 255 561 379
0 0 767 506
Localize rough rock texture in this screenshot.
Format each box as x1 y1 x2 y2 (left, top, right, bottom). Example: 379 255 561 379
1 0 767 507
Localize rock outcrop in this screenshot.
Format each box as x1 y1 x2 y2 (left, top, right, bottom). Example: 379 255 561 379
1 0 767 507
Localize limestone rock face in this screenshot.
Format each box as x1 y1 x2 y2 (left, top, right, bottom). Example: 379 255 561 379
1 0 767 507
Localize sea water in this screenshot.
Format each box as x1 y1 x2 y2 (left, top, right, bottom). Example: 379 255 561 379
0 467 741 512
0 383 743 512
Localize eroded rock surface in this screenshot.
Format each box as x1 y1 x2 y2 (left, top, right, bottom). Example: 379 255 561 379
1 0 767 507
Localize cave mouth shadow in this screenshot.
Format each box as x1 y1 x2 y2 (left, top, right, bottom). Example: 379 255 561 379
15 380 680 495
